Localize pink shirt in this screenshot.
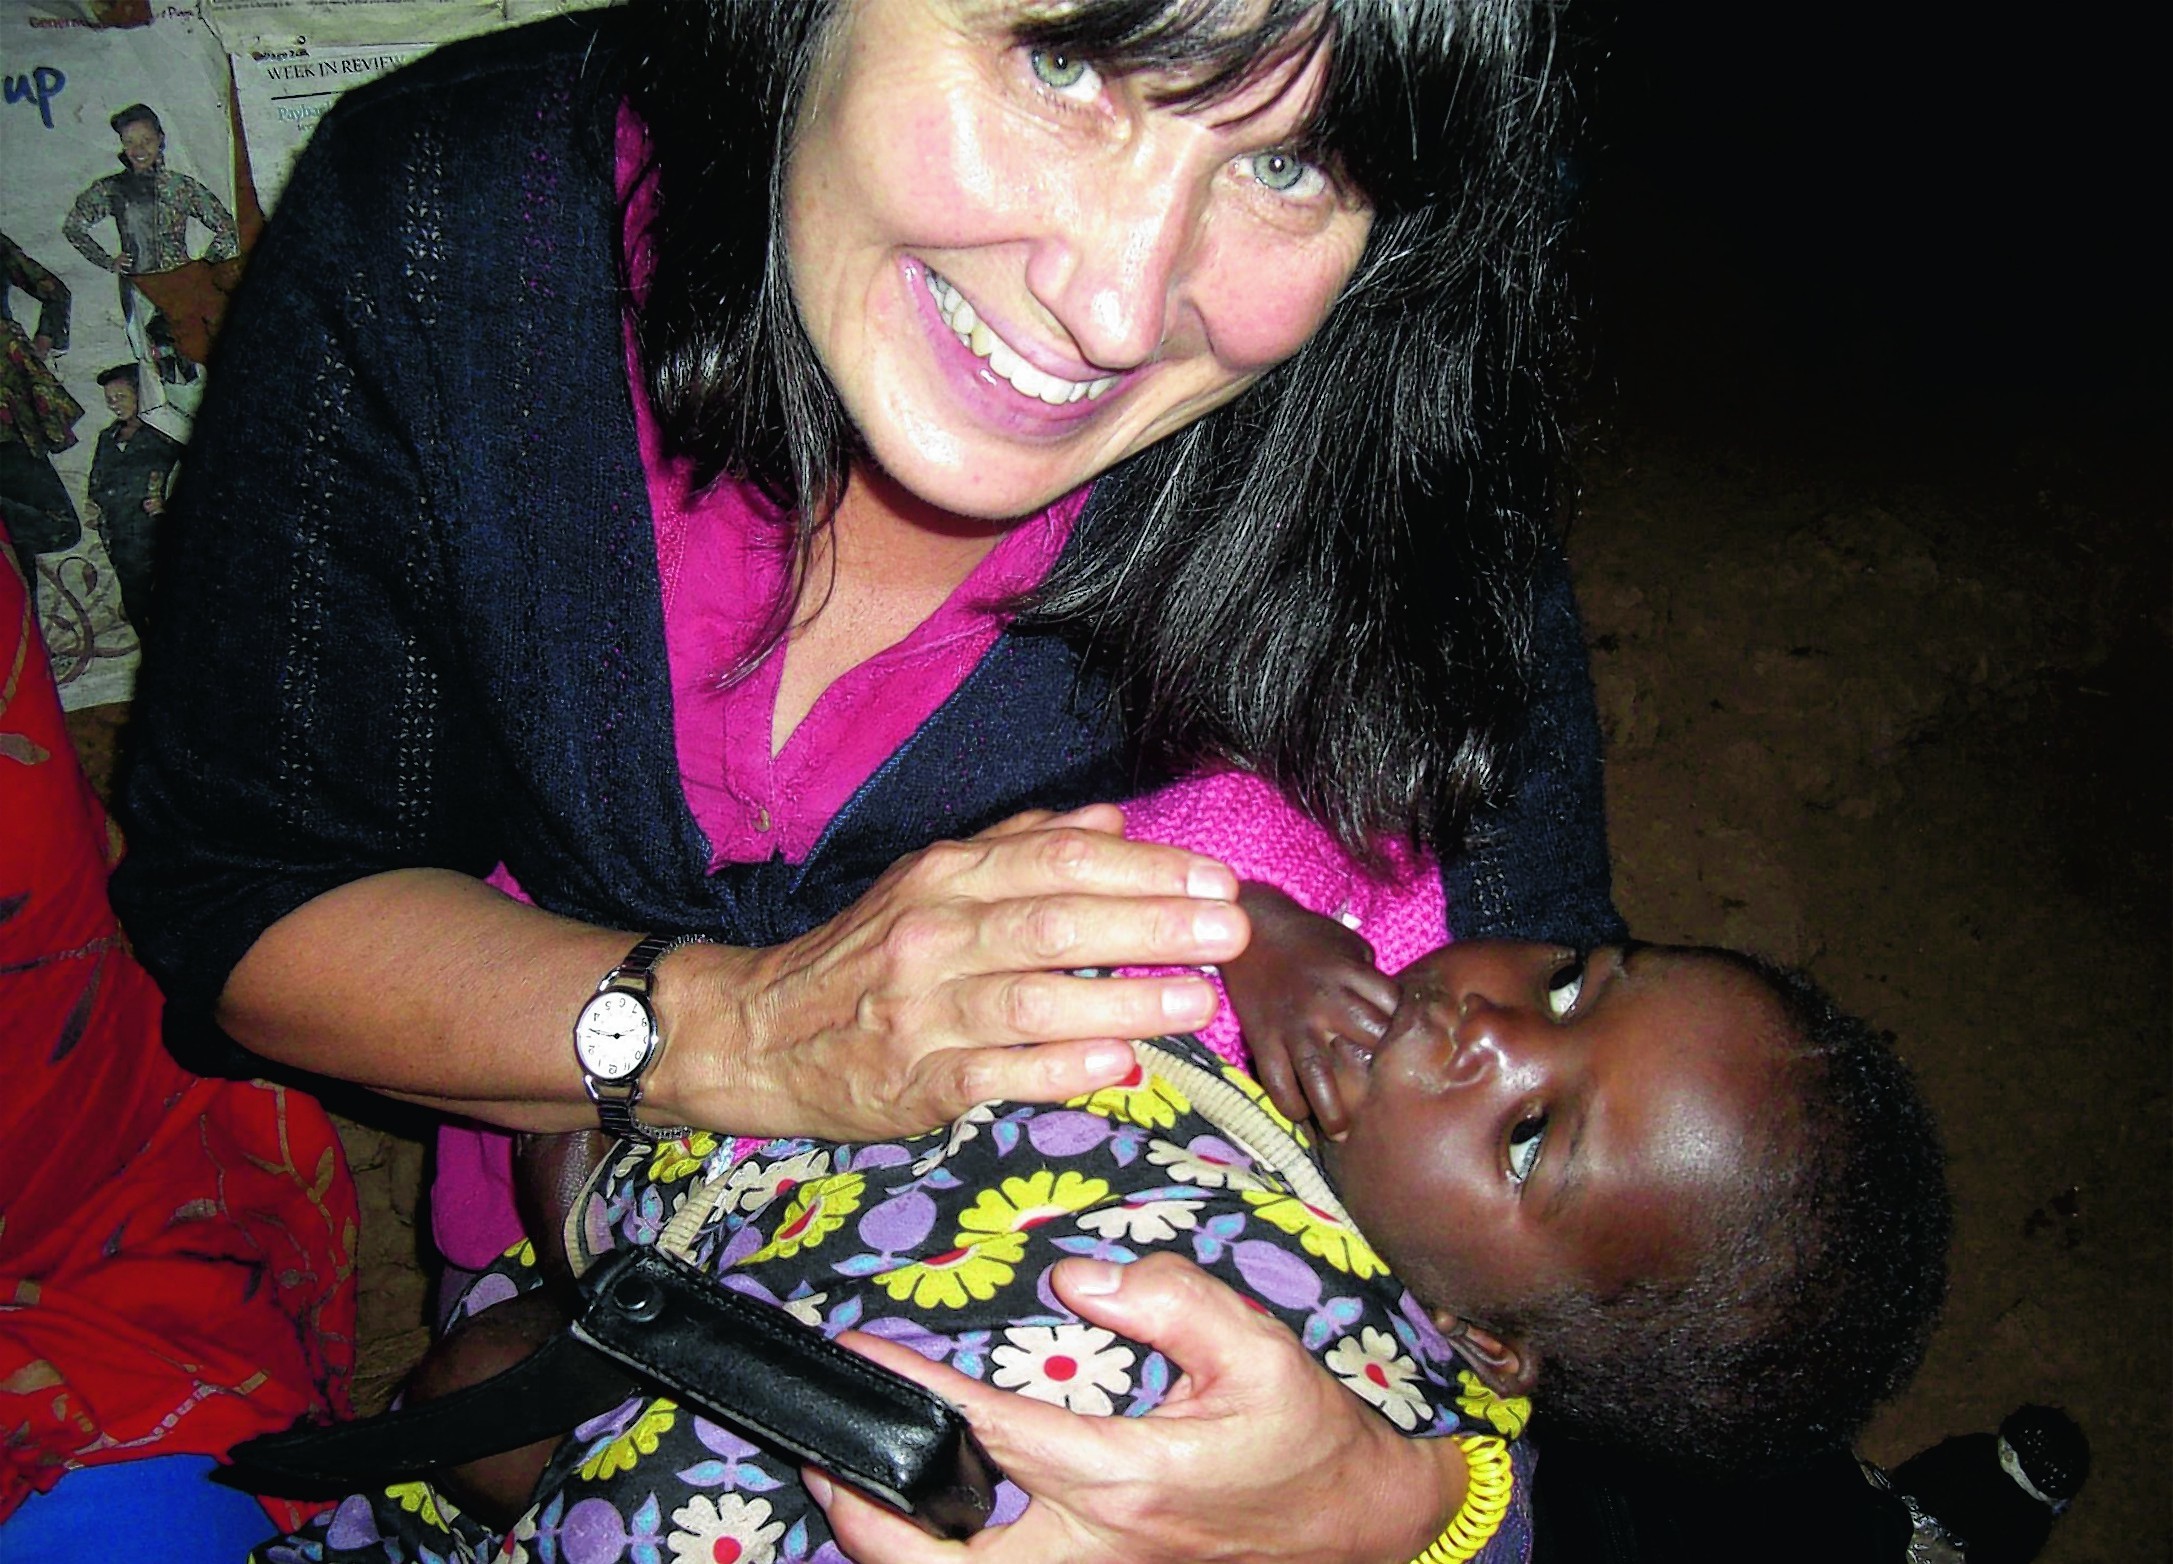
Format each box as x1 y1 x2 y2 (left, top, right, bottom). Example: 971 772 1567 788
430 109 1081 1271
434 107 1448 1272
1121 770 1447 1067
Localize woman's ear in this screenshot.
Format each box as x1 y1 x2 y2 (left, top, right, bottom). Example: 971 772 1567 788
1431 1307 1539 1399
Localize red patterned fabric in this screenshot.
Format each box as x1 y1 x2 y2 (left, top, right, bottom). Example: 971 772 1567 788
1 528 357 1529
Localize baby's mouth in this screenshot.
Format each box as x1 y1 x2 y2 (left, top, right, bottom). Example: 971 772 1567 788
924 268 1118 406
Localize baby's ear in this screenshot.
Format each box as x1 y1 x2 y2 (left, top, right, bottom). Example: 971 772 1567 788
1431 1308 1539 1399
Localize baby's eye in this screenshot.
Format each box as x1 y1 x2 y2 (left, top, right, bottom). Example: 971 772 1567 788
1508 1113 1549 1187
1544 957 1585 1019
1028 47 1102 103
1243 149 1325 197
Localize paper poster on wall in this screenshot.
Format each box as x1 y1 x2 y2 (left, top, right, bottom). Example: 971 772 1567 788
200 0 502 50
229 39 429 212
2 3 235 707
214 2 616 212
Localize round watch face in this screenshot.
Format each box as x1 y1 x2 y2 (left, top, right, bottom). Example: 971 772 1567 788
575 989 654 1082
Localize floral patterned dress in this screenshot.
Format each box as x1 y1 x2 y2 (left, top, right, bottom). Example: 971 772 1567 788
259 1036 1535 1564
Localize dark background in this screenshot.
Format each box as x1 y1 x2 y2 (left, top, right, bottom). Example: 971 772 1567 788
1584 3 2158 429
1559 8 2165 1559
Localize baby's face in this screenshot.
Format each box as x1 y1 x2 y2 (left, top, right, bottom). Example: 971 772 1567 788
1318 942 1788 1325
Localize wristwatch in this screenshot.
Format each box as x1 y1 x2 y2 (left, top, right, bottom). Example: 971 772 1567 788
573 933 711 1142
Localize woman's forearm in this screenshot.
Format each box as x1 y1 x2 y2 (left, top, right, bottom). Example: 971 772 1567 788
217 810 1246 1143
219 867 650 1131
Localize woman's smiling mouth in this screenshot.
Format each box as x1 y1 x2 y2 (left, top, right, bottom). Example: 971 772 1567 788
924 267 1119 406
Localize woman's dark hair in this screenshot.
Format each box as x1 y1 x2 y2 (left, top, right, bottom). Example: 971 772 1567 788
1504 954 1953 1478
626 0 1575 855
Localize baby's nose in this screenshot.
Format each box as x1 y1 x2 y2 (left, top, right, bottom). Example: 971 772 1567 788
1445 996 1510 1084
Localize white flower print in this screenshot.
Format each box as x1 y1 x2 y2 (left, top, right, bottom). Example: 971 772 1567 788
1144 1136 1265 1191
1075 1197 1204 1243
1324 1326 1433 1431
913 1101 996 1175
780 1289 830 1329
667 1493 786 1564
721 1147 834 1216
989 1324 1136 1415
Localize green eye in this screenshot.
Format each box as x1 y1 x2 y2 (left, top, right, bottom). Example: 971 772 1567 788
1508 1114 1548 1186
1029 48 1093 93
1248 151 1312 193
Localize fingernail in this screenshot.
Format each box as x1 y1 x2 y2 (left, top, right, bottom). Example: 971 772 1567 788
1082 1042 1134 1080
1187 863 1236 899
1161 982 1215 1027
1193 906 1242 946
1064 1257 1123 1296
805 1471 834 1506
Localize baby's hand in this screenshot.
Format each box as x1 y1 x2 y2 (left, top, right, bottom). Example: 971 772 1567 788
1224 882 1399 1138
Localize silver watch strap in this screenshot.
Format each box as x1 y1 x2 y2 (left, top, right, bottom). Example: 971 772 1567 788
588 933 711 1143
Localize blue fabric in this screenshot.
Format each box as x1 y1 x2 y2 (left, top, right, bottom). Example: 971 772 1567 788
0 1456 274 1563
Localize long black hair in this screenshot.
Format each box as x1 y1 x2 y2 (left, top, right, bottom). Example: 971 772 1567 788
626 0 1574 858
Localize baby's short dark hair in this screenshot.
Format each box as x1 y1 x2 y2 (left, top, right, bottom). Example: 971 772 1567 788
1500 953 1950 1477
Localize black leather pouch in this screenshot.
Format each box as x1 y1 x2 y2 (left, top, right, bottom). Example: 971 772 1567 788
576 1245 1003 1539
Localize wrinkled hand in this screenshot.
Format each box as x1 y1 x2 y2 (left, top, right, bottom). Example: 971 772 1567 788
813 1253 1463 1564
654 806 1249 1143
1223 882 1399 1137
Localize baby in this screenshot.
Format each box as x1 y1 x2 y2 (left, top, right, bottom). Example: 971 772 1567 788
259 777 1949 1564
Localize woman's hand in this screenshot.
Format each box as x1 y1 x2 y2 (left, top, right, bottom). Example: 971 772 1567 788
650 806 1249 1143
811 1253 1467 1564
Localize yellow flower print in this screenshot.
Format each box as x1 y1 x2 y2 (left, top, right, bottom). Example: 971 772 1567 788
744 1171 865 1264
1455 1369 1530 1438
579 1399 678 1482
500 1238 537 1270
956 1170 1112 1240
1241 1189 1388 1279
383 1481 454 1532
648 1131 720 1183
1067 1060 1189 1129
873 1231 1028 1310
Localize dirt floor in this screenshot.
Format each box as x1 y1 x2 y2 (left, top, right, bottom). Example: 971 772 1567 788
1571 418 2167 1564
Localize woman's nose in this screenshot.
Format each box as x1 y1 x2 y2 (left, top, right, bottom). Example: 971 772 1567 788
1025 149 1204 370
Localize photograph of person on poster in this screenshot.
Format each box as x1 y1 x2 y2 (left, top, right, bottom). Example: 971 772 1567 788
83 361 180 633
0 230 83 616
61 103 239 397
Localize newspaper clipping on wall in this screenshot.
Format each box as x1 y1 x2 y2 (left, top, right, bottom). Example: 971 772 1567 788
2 0 608 709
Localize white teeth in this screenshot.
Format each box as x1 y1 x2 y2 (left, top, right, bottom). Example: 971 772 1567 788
925 268 1117 406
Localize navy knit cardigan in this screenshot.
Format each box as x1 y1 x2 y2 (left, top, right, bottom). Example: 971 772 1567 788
111 17 1623 1083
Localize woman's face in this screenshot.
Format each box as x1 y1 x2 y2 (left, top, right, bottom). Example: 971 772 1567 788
119 121 163 173
784 0 1373 521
